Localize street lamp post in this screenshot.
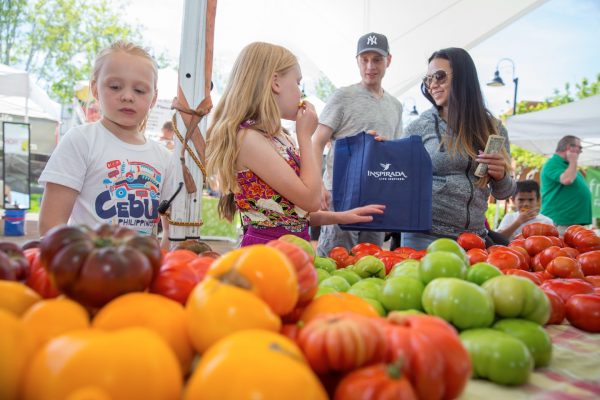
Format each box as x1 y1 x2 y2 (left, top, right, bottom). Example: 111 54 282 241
487 58 519 115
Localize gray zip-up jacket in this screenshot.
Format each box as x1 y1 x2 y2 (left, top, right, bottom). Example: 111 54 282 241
405 107 516 238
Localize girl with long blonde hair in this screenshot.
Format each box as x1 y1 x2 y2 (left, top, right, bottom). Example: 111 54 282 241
206 42 383 246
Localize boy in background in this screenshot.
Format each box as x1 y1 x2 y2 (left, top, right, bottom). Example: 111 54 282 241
497 180 554 240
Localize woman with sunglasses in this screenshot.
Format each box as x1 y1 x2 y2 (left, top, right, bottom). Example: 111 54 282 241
402 47 516 249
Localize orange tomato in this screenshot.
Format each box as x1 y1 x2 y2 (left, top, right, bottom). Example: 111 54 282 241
299 292 379 324
207 245 299 316
22 298 90 350
23 328 182 400
186 277 281 353
93 292 195 375
184 329 327 400
0 280 41 316
0 310 37 400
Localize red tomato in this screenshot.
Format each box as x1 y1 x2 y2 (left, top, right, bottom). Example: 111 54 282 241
509 238 526 249
149 258 210 305
467 248 488 265
522 222 559 238
24 248 61 299
577 250 600 276
486 250 521 271
542 288 566 325
531 253 544 272
565 294 600 332
585 275 600 287
329 247 351 268
351 243 381 256
393 247 416 257
380 255 406 275
541 279 594 303
457 232 486 250
572 230 600 253
534 270 554 282
561 247 580 259
539 246 570 267
333 361 418 400
548 236 564 248
503 269 542 285
503 246 530 270
524 236 554 256
563 225 586 247
407 249 427 260
546 257 584 279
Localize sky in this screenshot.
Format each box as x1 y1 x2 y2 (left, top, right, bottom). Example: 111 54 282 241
125 0 600 118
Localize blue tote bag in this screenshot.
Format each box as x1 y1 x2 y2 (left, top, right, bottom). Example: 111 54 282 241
332 132 432 232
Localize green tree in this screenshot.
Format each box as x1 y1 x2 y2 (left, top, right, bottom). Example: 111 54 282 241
509 73 599 172
1 0 147 102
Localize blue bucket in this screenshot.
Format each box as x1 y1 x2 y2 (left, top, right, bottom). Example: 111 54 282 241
4 209 26 236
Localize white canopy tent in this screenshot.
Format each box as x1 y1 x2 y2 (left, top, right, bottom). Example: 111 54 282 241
506 94 600 166
0 64 61 121
213 0 548 98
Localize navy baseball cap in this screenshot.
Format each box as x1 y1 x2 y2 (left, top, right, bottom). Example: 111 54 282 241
356 32 389 57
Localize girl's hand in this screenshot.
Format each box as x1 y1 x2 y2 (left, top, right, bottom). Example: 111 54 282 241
476 151 506 181
295 100 318 139
340 204 385 224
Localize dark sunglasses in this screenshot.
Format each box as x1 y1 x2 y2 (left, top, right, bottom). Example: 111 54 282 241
422 70 452 88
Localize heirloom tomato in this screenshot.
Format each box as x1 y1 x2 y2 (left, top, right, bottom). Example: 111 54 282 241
565 294 600 332
492 318 552 368
40 225 162 308
333 361 417 400
457 232 486 250
540 278 594 303
577 250 600 276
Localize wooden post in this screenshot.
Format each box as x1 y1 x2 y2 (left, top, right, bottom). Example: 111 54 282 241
167 0 217 241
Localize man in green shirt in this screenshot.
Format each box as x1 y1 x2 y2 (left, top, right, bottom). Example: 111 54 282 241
540 135 592 235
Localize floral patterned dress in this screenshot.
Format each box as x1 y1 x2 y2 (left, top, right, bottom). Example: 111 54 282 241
234 122 309 236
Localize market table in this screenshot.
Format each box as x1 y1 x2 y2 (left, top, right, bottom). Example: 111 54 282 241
461 324 600 399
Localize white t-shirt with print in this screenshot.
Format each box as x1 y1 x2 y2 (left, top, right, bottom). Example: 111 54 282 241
39 122 176 235
497 212 555 240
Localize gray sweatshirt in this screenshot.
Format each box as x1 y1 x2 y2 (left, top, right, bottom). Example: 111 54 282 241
405 107 516 238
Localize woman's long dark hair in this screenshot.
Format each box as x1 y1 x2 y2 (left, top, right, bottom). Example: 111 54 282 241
420 47 511 183
421 48 494 156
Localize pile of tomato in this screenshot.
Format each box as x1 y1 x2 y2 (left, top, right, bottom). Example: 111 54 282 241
455 224 600 333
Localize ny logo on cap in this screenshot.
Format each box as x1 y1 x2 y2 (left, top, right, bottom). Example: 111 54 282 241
367 35 378 45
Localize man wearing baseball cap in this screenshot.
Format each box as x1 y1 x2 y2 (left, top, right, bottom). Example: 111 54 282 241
313 32 403 256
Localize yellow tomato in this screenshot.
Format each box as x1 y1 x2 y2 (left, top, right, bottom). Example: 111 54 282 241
0 280 41 316
93 292 195 375
207 245 299 315
184 329 327 400
186 277 281 353
0 309 38 400
22 328 182 400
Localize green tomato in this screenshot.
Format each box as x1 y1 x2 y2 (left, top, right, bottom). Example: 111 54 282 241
467 262 502 286
353 255 386 279
318 276 351 292
422 278 494 330
315 268 330 283
363 298 386 316
427 238 469 265
348 279 382 302
332 269 361 286
482 275 550 325
279 234 315 260
380 276 424 312
460 328 533 386
387 259 420 280
315 286 336 298
492 318 552 368
314 256 337 273
362 277 385 287
419 251 468 284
